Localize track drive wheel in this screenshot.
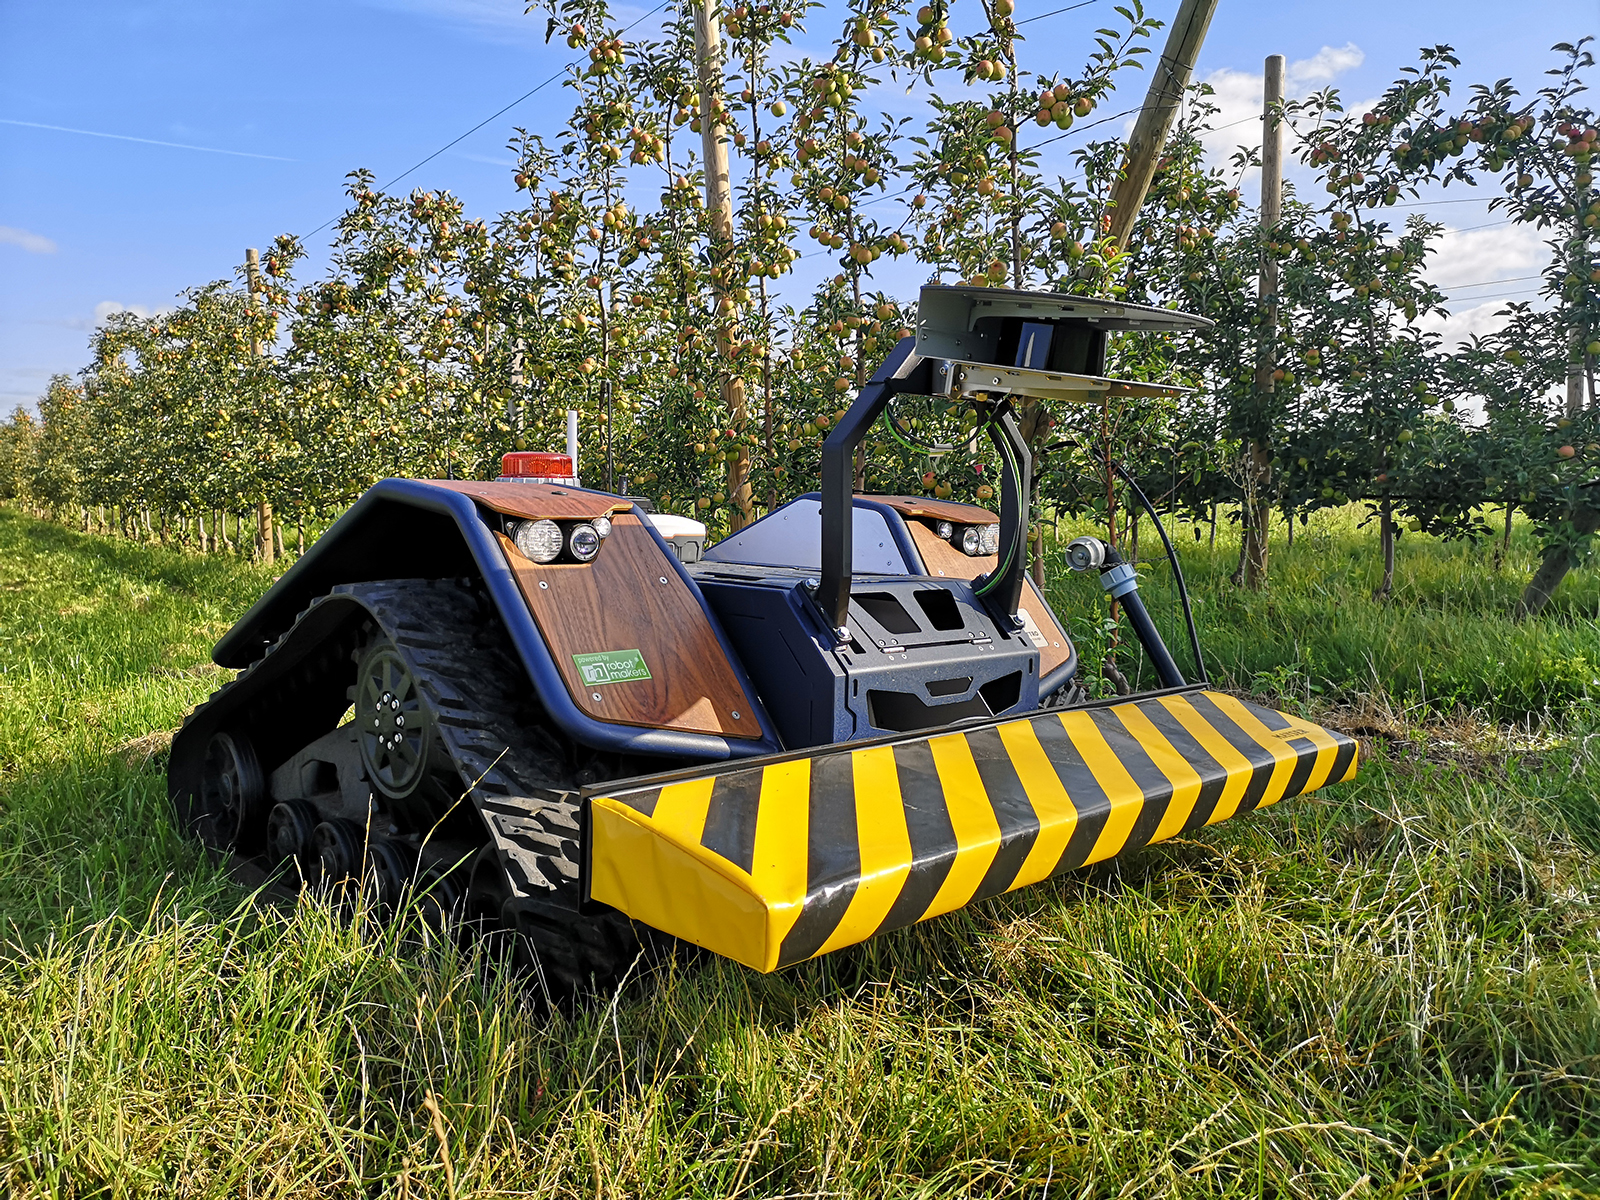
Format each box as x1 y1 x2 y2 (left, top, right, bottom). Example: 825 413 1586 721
354 638 436 802
198 730 266 852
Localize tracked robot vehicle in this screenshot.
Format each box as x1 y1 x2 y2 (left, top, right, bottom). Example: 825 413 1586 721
169 285 1357 988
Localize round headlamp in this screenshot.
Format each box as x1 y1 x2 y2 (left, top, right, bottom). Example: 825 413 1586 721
979 523 1000 555
591 515 612 539
513 518 563 563
960 525 982 555
568 522 602 562
935 520 954 540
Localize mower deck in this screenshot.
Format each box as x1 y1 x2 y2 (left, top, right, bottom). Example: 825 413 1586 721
586 688 1356 972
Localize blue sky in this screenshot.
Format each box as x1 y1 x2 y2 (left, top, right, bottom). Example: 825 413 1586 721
1 0 1594 411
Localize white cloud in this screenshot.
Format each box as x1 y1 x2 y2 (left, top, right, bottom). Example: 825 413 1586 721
1193 44 1368 175
0 225 57 254
94 300 156 324
1288 44 1365 88
1427 220 1546 293
1418 298 1521 349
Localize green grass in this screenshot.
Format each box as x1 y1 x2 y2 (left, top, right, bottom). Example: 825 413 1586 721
0 504 1597 1197
1046 506 1600 719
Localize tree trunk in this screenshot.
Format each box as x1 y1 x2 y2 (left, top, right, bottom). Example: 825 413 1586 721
692 2 751 531
1241 442 1271 588
1230 505 1248 586
1494 503 1513 571
258 500 275 565
1374 496 1396 600
1516 503 1600 619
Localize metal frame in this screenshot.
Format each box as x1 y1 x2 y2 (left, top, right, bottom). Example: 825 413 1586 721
818 339 1032 637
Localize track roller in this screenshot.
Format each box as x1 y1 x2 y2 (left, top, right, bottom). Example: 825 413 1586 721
198 730 266 852
267 800 320 879
313 818 368 882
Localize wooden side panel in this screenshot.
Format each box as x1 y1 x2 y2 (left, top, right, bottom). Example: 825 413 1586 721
866 494 998 525
906 520 1072 676
497 515 760 739
908 519 996 581
1021 577 1072 677
427 479 631 521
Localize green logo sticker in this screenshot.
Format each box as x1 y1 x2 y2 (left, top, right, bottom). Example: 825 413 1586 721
572 649 652 687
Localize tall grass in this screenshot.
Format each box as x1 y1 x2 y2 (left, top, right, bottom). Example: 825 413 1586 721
1046 505 1600 719
0 505 1596 1197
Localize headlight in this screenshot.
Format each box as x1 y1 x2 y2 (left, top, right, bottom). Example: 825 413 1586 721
960 525 982 555
514 518 563 563
935 520 953 540
568 522 601 562
980 523 1000 555
591 515 612 539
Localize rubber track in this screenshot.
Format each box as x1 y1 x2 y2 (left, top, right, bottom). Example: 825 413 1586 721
338 580 645 992
179 578 644 993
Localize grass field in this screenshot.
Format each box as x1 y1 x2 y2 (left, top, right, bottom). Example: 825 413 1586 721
0 503 1597 1198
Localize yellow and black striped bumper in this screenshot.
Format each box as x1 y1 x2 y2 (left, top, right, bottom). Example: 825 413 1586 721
585 688 1356 972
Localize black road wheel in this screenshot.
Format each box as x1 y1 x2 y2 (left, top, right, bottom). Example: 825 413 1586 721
413 873 465 932
267 800 320 881
368 839 419 912
355 640 434 800
198 730 265 851
314 818 367 882
467 844 513 926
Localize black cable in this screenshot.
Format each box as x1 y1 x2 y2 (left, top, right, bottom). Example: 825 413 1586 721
1111 461 1207 685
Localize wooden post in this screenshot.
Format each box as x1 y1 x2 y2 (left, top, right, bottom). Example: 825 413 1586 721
693 1 753 529
1243 54 1284 591
245 248 275 564
1106 0 1220 248
1569 178 1592 415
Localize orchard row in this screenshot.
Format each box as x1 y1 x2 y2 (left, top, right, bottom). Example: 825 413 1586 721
0 4 1594 597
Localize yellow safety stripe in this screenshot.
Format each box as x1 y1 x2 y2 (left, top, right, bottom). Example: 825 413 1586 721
998 719 1079 892
1154 694 1256 825
587 689 1358 972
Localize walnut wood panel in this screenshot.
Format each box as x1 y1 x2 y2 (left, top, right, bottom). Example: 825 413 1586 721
496 516 759 739
908 519 997 581
906 521 1072 675
426 479 632 521
865 493 998 524
1021 577 1073 676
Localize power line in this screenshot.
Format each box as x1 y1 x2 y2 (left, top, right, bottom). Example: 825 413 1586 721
302 0 672 239
1439 273 1541 290
1016 0 1099 27
1439 218 1515 235
1441 286 1541 303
